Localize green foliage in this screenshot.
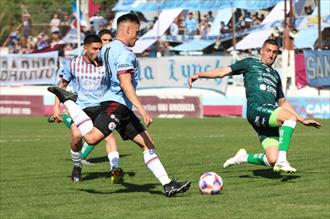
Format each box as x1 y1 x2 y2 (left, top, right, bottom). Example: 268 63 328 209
0 0 72 45
1 117 329 218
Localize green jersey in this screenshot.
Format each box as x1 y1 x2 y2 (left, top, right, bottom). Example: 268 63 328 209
230 58 284 107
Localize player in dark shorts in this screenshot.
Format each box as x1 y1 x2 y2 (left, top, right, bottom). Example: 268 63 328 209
189 39 321 173
48 13 191 197
52 34 123 182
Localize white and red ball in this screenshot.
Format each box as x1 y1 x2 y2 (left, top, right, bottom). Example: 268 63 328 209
198 172 224 195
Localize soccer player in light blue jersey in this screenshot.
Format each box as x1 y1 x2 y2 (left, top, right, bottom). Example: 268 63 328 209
48 13 191 197
53 34 122 182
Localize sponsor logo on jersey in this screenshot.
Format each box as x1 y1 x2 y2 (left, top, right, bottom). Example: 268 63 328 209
108 122 117 131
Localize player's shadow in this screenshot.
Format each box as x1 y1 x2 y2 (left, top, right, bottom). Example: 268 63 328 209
87 153 132 164
239 168 301 182
81 170 136 181
78 181 163 195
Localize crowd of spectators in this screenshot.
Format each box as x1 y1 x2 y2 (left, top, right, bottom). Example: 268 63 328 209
2 3 324 56
2 9 116 55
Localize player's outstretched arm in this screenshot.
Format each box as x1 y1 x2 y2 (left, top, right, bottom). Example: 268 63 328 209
278 98 322 129
188 67 232 88
118 73 153 127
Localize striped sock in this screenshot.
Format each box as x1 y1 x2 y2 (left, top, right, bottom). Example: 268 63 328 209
71 150 81 167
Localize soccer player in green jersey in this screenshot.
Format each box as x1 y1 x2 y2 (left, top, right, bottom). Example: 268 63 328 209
189 39 322 173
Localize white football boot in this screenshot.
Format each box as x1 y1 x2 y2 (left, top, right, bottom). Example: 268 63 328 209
223 149 247 168
273 160 296 173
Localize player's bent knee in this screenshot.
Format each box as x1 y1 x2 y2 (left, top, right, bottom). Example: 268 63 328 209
279 109 298 123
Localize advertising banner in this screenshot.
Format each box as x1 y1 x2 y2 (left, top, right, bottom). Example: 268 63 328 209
0 51 58 85
0 95 44 116
134 96 202 118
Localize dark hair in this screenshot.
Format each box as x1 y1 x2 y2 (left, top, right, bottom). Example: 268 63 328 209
263 39 279 48
98 29 113 38
83 34 102 45
117 13 140 26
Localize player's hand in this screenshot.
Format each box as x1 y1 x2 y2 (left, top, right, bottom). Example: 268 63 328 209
302 119 322 129
140 109 153 127
53 108 63 123
188 74 200 89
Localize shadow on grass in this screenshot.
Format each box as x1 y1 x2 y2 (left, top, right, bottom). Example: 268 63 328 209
87 153 132 164
81 170 136 181
65 154 132 164
77 181 163 195
239 168 301 182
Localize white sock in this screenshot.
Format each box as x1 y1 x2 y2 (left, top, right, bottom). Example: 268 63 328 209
64 100 93 136
108 152 120 169
277 151 287 163
283 120 297 129
71 150 81 167
240 154 248 163
143 149 171 185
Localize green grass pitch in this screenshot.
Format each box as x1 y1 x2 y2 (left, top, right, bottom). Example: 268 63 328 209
0 117 329 218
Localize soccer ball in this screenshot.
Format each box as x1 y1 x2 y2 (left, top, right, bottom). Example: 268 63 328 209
198 172 224 195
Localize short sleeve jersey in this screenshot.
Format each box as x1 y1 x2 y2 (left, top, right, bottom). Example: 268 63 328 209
60 56 108 109
230 58 284 107
98 40 140 110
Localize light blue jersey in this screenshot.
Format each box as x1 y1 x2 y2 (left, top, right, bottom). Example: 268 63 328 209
184 18 197 34
60 56 108 109
99 40 140 110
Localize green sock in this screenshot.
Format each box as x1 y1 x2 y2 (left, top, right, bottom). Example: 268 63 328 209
279 125 294 152
80 142 95 159
247 153 268 166
60 113 73 129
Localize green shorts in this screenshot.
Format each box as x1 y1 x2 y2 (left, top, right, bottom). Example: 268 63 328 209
247 104 281 147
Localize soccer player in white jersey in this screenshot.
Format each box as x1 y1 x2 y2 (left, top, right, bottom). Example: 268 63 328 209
72 29 119 165
48 13 191 197
53 34 122 182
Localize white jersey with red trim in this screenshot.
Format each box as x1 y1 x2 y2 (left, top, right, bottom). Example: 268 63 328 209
60 56 108 109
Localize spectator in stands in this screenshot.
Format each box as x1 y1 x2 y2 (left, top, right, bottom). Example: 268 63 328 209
206 11 214 23
184 12 198 36
50 13 61 33
8 26 21 53
170 19 179 37
270 27 282 48
50 31 61 48
199 19 210 38
60 13 71 36
243 12 253 29
220 21 229 34
26 35 37 51
252 14 260 27
90 11 107 34
36 32 49 50
22 12 32 38
106 19 116 36
158 41 172 57
260 14 265 22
